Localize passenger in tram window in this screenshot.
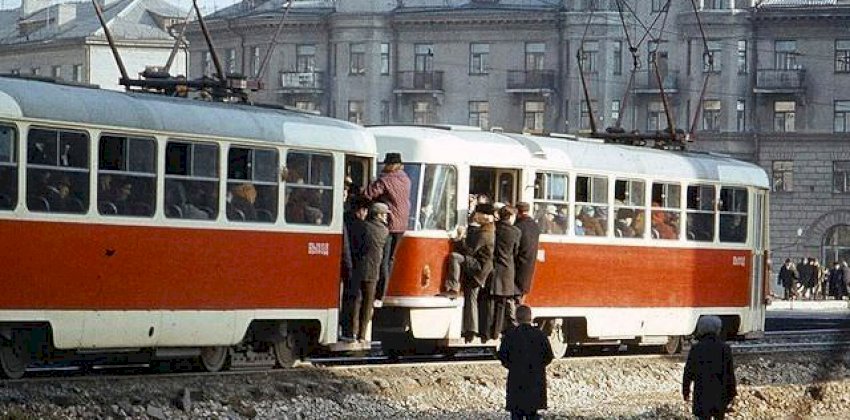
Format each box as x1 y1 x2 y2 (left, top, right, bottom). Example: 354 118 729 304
491 206 521 337
348 202 389 342
28 140 50 165
651 203 678 240
538 205 563 235
577 206 605 236
364 152 412 306
45 176 74 213
615 208 635 238
111 181 134 215
228 183 258 221
513 202 541 304
165 181 209 220
682 315 737 420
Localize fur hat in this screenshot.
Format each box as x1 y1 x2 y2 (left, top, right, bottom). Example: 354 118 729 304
473 202 496 216
370 202 390 215
695 315 722 337
383 152 403 165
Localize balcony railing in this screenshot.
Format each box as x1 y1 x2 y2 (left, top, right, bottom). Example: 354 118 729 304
279 71 324 91
394 71 444 92
755 69 805 93
633 70 679 93
506 70 556 92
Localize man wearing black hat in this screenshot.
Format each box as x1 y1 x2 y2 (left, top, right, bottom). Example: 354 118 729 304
364 152 411 307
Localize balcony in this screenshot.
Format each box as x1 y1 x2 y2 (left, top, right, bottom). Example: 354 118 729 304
506 70 556 94
633 70 679 94
754 69 806 94
278 71 324 93
394 71 443 93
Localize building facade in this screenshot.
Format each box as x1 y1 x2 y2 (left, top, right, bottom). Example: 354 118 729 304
186 0 850 272
0 0 187 90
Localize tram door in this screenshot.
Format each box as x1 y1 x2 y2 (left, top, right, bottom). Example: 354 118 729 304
469 167 519 205
749 190 768 333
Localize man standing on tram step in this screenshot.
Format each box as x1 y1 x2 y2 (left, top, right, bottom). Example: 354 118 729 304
497 305 554 420
513 202 541 304
339 194 371 342
364 152 411 307
491 205 521 337
683 315 737 420
348 202 390 342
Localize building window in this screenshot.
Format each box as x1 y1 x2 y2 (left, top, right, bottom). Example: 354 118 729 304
415 44 434 72
380 43 390 75
736 100 746 132
523 101 545 133
296 45 317 72
380 100 390 124
737 40 747 74
52 65 61 79
834 161 850 193
703 40 722 73
647 101 667 131
349 43 366 75
413 101 433 125
250 46 261 77
836 40 850 73
469 43 489 75
225 49 236 74
10 69 20 76
703 0 727 9
651 0 666 12
202 52 212 76
294 101 316 112
774 101 796 132
525 42 545 71
612 40 623 75
31 67 40 76
72 64 82 82
468 101 489 129
775 40 798 70
347 101 364 125
702 100 721 131
580 100 597 131
580 41 598 73
611 100 621 122
836 101 850 133
772 161 793 192
648 40 668 65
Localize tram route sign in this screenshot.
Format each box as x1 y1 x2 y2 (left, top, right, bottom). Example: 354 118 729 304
308 242 330 256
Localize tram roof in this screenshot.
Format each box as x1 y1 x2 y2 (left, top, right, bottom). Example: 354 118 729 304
0 76 375 154
369 126 769 188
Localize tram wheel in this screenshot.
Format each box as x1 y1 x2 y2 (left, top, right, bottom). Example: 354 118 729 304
273 334 302 368
197 346 231 372
661 335 682 355
0 330 29 379
541 319 568 359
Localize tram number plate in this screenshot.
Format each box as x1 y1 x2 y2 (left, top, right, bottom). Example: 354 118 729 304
308 242 330 256
732 256 746 267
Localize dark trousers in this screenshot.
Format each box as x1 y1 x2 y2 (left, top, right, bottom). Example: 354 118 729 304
445 252 465 293
352 281 377 340
340 291 358 338
510 410 540 420
491 296 516 337
377 232 403 300
462 284 481 336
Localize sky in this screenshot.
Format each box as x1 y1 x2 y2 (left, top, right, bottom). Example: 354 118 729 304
0 0 242 14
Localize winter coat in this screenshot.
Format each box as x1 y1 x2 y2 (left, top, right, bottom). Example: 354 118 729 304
492 221 521 297
350 218 389 284
459 223 495 288
778 265 797 288
514 216 540 296
829 268 845 296
497 323 554 413
843 266 850 287
364 170 411 233
798 264 815 288
682 334 737 418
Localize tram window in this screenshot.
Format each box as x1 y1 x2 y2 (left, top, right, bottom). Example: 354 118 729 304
26 127 89 214
418 165 457 231
686 184 716 242
164 141 219 220
614 179 646 238
227 146 279 223
574 175 608 237
403 163 422 230
533 172 569 235
0 125 17 210
97 135 156 217
345 156 370 193
719 187 748 243
651 182 681 240
285 151 333 225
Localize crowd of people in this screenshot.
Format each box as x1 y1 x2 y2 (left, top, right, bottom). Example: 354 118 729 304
777 257 850 300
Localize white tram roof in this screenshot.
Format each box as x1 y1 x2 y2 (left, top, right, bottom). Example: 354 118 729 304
0 76 375 154
369 126 769 188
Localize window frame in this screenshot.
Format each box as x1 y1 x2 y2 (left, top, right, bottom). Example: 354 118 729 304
284 150 334 226
773 100 796 132
468 101 490 129
574 174 609 237
25 126 91 214
164 139 220 221
614 177 646 239
97 133 157 218
0 124 18 211
718 186 749 244
469 43 490 75
772 160 793 193
534 171 570 236
349 42 366 75
836 40 850 73
651 181 682 241
833 161 850 194
380 43 390 75
226 145 280 223
835 100 850 133
685 184 716 242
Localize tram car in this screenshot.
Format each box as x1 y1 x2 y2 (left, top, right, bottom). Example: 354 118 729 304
369 125 770 357
0 76 375 378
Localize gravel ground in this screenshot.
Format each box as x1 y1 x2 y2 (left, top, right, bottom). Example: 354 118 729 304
2 352 850 419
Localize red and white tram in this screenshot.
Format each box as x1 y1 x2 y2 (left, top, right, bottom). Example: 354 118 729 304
0 76 375 378
369 125 770 357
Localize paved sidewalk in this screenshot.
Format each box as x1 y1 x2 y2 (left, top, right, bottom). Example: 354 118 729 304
768 299 850 311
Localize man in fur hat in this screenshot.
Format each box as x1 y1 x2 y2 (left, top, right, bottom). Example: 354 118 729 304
346 202 390 342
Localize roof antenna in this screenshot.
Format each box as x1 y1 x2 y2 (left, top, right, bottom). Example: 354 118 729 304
91 0 130 90
256 0 294 82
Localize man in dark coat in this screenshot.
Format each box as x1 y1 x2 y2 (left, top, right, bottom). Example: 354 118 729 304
339 195 370 342
348 202 390 342
513 202 541 303
777 258 797 300
491 206 521 337
497 305 554 420
683 315 737 420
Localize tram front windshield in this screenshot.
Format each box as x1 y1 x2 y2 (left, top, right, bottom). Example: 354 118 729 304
400 163 457 231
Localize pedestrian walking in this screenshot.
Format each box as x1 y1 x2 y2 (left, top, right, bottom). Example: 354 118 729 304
683 316 737 420
497 305 554 420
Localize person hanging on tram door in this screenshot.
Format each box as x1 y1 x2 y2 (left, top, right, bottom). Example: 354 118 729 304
346 202 390 343
497 304 554 420
513 202 541 305
339 194 372 343
683 315 737 420
363 152 411 308
491 205 521 337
